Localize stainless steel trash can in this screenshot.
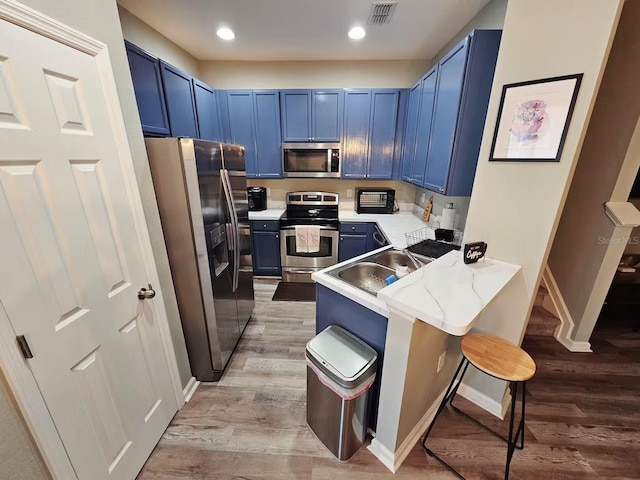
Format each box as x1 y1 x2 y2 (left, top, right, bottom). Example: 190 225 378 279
306 325 378 461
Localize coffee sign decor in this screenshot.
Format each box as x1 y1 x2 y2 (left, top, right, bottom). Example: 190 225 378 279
464 242 487 264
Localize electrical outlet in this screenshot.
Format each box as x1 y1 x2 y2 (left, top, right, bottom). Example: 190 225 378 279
347 189 353 198
437 351 446 373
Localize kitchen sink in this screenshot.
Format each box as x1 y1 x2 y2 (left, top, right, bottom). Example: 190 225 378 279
373 250 422 273
337 262 395 296
328 248 431 297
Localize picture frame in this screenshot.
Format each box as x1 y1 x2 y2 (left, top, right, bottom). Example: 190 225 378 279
489 73 583 162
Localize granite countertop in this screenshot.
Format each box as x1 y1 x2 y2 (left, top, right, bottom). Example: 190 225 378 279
377 251 521 335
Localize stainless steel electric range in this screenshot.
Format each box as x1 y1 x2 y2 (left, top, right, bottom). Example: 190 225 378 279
280 191 339 283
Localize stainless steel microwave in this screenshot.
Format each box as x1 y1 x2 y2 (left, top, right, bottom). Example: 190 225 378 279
281 143 341 178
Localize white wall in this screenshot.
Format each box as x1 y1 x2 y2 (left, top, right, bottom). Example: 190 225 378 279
548 0 640 346
199 60 430 89
460 0 623 403
118 6 200 76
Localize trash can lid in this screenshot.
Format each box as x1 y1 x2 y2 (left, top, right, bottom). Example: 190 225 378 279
306 326 377 389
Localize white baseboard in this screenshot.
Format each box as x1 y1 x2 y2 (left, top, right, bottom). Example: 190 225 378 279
367 438 396 473
554 336 592 352
457 382 510 420
182 377 200 403
543 267 592 353
368 386 447 473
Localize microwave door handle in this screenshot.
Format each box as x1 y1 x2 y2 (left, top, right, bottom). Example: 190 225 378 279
327 149 332 173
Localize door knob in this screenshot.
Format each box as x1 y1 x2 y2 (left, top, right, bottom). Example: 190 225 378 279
138 284 156 300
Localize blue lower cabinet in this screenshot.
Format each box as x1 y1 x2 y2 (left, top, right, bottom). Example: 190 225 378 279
338 234 368 262
316 284 387 430
251 229 281 276
366 223 388 251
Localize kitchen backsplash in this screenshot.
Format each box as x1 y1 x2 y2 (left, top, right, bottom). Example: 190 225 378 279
247 179 418 210
414 187 471 231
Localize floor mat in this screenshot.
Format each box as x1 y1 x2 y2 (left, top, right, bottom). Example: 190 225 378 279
272 282 316 302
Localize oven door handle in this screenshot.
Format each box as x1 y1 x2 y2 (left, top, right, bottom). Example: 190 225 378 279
280 226 338 231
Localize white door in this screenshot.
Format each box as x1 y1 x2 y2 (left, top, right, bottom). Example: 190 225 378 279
0 18 177 480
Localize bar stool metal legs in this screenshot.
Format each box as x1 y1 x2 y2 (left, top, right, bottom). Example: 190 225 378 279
421 356 528 480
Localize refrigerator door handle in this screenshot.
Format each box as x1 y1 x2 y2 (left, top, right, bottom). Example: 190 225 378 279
221 168 240 292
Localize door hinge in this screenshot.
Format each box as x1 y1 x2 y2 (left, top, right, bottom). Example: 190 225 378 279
16 335 33 359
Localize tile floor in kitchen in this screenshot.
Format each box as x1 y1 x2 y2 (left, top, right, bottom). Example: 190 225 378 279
137 279 640 479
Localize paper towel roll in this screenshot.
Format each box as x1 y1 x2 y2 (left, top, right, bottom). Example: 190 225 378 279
441 208 456 230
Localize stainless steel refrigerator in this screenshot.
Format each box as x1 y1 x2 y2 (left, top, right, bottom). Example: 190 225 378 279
145 138 255 381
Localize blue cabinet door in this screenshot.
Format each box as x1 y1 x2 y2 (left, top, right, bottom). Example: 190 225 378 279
312 90 343 142
411 66 438 186
280 90 311 141
125 42 169 136
342 90 371 179
338 234 368 262
424 38 469 193
252 231 281 275
159 62 199 138
193 79 221 141
226 91 257 177
253 91 282 178
400 82 421 182
368 90 399 179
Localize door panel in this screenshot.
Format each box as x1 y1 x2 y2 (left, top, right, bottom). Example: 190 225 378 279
160 62 198 138
280 90 311 141
0 19 175 480
338 235 368 262
253 90 282 178
342 90 371 179
424 39 468 193
124 42 169 136
226 91 257 176
400 83 421 182
411 67 438 186
193 79 221 141
252 231 282 275
368 90 399 179
312 90 342 142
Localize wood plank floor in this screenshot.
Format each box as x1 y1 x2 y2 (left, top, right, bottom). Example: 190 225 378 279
138 279 640 479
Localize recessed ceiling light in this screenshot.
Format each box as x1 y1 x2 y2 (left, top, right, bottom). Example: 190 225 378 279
348 26 366 40
217 27 235 41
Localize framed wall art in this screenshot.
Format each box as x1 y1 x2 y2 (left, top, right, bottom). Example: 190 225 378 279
489 74 583 162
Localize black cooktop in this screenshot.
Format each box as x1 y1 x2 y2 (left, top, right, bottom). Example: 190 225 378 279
407 239 460 259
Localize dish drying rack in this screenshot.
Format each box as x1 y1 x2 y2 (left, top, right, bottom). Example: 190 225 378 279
404 227 435 248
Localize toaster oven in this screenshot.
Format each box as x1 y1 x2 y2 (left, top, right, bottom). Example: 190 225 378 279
355 188 396 214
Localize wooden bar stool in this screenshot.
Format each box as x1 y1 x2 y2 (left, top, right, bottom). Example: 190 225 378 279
422 333 536 480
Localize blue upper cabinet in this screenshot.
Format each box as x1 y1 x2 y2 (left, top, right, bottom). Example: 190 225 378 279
253 90 282 178
160 61 199 138
125 41 169 136
343 89 399 179
226 91 258 176
400 82 422 182
423 39 469 193
223 90 282 178
280 90 312 141
312 90 343 142
368 90 399 179
411 67 438 186
193 79 221 142
280 89 343 142
342 90 371 178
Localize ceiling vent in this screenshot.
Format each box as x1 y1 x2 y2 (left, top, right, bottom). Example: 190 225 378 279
367 2 398 25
